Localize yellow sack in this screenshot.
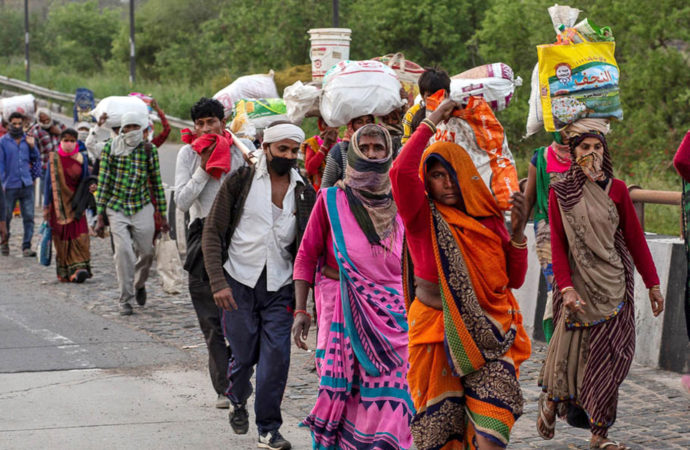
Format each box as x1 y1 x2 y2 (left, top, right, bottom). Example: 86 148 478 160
538 41 621 132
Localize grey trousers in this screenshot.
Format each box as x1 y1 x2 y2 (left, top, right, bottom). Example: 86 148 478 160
107 203 155 304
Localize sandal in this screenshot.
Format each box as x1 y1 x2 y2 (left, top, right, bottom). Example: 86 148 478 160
536 392 556 440
590 438 629 449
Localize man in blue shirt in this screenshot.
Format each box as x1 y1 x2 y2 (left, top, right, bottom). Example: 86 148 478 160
0 112 40 256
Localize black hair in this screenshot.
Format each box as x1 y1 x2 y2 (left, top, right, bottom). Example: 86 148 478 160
265 120 293 128
356 123 387 146
190 97 225 122
418 67 451 97
60 128 78 140
8 111 24 122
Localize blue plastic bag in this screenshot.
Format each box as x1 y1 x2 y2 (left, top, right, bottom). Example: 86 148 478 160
37 222 52 266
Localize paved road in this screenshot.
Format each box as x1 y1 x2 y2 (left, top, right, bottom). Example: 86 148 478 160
1 108 689 449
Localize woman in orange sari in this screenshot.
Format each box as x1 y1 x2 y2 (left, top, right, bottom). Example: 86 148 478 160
390 99 532 449
43 129 94 282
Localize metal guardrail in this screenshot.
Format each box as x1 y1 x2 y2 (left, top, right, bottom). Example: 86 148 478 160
519 177 683 233
0 75 194 129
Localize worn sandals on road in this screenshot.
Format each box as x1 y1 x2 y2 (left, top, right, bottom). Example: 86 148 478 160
537 392 556 440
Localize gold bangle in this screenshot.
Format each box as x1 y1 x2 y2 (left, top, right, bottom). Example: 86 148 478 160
560 286 575 295
510 237 527 249
650 285 661 292
421 118 437 134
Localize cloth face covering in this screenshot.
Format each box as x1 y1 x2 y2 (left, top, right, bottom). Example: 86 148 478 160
8 126 23 139
268 148 296 175
576 151 605 182
58 142 79 157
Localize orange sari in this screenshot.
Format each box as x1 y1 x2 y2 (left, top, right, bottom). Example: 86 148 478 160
407 142 531 449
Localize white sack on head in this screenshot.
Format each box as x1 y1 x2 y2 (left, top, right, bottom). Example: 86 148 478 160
450 63 521 112
283 81 321 123
90 96 149 129
319 60 404 127
0 94 36 121
213 71 279 119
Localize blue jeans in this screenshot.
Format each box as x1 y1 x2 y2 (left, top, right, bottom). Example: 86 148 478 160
5 184 35 250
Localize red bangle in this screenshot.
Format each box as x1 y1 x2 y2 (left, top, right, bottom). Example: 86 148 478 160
294 309 311 319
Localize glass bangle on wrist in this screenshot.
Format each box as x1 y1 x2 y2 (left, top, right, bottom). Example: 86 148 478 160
560 286 575 295
421 118 437 133
294 309 311 319
510 237 527 249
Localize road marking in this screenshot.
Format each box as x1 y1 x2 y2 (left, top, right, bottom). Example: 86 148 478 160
0 306 93 369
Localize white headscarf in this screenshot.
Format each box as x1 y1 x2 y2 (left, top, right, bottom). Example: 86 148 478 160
262 123 305 145
111 111 149 156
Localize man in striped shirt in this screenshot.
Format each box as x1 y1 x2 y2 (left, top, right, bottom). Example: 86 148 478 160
95 111 168 316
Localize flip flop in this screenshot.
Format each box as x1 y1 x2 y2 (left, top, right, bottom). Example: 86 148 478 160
537 392 556 440
590 439 629 449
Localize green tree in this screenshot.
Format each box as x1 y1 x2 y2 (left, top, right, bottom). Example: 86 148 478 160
38 0 121 73
0 8 24 57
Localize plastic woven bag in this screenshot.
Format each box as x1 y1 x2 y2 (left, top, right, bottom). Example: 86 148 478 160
538 40 621 132
450 63 522 112
372 53 424 105
320 60 404 127
283 81 321 123
427 94 519 211
154 232 185 294
36 222 52 266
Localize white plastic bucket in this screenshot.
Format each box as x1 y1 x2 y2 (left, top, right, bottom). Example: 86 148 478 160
308 28 352 82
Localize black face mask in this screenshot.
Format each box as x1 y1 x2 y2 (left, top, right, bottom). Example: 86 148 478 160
8 126 23 139
268 149 296 176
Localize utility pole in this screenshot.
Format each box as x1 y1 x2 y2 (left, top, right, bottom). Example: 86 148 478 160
129 0 135 85
332 0 339 27
24 0 30 83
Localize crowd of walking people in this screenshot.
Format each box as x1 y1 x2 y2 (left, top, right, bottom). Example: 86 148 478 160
2 60 687 450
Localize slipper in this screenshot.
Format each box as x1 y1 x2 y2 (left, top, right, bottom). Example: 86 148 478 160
590 439 629 449
537 392 556 440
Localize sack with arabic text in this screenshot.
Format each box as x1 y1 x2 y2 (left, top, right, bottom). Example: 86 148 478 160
537 40 621 132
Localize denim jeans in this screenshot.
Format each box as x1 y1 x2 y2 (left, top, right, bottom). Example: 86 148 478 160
5 184 35 250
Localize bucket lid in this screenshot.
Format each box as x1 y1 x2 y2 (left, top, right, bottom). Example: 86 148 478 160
308 28 352 36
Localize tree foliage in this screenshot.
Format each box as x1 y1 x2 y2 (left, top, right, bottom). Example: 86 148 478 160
0 0 688 169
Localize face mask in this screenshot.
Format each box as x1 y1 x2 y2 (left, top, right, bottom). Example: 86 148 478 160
61 142 77 153
8 126 23 138
123 129 143 148
576 151 605 182
78 131 89 142
268 149 296 176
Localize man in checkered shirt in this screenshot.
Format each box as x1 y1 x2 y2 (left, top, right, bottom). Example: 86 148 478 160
94 111 168 316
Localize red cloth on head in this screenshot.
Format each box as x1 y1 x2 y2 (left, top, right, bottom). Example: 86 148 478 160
191 131 233 179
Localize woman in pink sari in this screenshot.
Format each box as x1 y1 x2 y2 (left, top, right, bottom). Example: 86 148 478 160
293 124 413 449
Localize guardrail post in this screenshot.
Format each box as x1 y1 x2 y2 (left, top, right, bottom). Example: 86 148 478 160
628 185 645 229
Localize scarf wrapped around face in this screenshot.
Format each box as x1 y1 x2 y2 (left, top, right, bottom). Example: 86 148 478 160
335 125 397 247
552 130 614 211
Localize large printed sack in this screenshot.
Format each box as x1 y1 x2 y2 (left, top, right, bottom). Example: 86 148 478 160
90 96 149 129
538 40 621 132
234 98 288 129
1 94 36 121
283 81 321 123
427 95 519 211
214 71 279 119
320 60 404 127
525 63 544 137
450 63 522 112
372 53 424 106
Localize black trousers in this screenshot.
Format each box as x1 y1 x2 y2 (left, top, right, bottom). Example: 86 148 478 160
188 273 231 395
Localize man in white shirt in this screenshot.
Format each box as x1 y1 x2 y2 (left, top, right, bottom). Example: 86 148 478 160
202 121 315 450
174 97 255 410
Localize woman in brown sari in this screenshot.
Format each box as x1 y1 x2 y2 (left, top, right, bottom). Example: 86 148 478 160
43 129 94 282
537 127 665 449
